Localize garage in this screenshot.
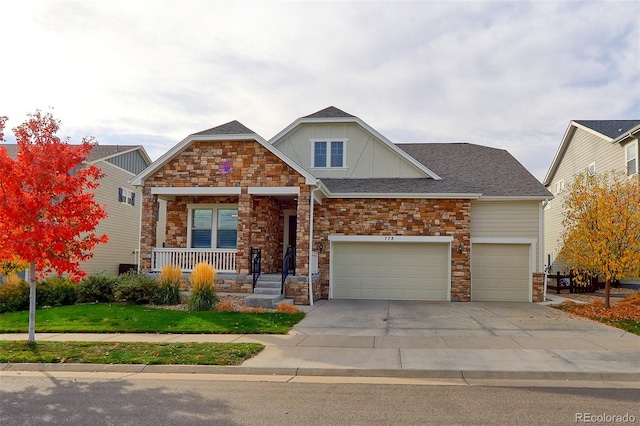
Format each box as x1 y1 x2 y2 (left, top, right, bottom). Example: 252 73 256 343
331 239 450 301
471 243 531 301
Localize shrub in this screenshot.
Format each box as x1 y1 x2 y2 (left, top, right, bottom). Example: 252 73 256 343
114 271 160 305
276 303 300 314
0 278 30 313
77 274 118 303
2 272 23 286
36 276 77 307
215 300 235 312
155 264 182 305
187 263 217 311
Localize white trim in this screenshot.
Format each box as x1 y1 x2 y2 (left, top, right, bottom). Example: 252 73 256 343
321 192 483 199
539 201 544 274
186 203 239 249
151 187 242 196
476 196 552 201
248 186 300 196
471 237 537 244
329 235 454 243
270 115 442 180
625 140 638 176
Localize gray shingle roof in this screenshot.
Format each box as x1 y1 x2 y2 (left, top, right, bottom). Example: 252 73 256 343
574 120 640 139
303 106 355 119
192 120 254 136
1 144 141 162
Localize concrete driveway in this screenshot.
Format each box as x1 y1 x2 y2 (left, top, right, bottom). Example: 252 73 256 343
292 299 637 341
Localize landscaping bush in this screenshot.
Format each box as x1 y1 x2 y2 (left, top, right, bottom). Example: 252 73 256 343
36 276 77 307
187 263 218 312
0 277 30 313
77 274 118 303
155 264 182 305
114 271 160 305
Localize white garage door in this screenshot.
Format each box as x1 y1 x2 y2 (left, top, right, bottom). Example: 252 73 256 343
332 242 449 300
472 244 530 301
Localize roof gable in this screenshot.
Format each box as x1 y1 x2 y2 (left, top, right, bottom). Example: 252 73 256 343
303 106 355 119
573 120 640 139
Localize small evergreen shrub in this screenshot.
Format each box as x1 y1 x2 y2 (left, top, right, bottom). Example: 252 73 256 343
187 263 217 312
155 264 182 305
114 271 160 305
0 277 30 313
36 276 77 307
77 274 118 303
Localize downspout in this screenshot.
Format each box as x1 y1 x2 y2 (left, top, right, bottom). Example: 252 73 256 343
308 186 319 306
137 186 143 273
541 200 548 301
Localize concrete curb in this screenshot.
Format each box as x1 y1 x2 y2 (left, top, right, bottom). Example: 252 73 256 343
3 362 640 382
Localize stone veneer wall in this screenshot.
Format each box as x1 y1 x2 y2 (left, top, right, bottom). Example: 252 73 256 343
139 139 308 273
313 198 472 301
251 196 283 273
532 272 544 302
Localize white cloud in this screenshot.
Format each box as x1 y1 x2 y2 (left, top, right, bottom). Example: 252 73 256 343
1 0 638 181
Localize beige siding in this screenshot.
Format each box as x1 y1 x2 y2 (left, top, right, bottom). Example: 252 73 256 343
545 127 627 272
273 123 425 178
81 161 141 276
471 200 542 271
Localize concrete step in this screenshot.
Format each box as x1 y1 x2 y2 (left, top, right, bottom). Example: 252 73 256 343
254 280 281 289
253 287 281 295
245 293 284 309
255 274 281 282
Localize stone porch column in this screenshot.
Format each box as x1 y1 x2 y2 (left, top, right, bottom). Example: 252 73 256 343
139 187 157 271
236 189 252 275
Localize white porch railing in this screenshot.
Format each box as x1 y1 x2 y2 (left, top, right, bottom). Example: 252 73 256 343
151 248 237 273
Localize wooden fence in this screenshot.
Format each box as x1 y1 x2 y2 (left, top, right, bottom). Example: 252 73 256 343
547 271 599 294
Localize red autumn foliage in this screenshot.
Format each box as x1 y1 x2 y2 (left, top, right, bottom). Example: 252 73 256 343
0 111 108 281
559 295 640 322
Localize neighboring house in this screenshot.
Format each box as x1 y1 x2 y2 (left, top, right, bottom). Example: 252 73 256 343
543 120 640 280
2 144 151 278
131 107 551 304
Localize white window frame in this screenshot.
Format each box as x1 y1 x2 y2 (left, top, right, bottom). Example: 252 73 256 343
554 179 565 195
587 161 596 176
118 187 136 206
310 138 348 169
626 141 638 176
186 203 238 249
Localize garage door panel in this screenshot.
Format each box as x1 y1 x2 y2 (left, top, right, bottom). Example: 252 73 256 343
332 242 449 301
472 244 530 302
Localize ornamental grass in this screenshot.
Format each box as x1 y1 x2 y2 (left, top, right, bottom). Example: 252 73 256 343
187 262 218 311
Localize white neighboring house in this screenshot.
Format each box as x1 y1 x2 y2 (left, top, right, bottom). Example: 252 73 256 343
1 144 152 280
543 120 640 283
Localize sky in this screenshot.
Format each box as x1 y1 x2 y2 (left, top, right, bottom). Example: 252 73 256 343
1 0 639 182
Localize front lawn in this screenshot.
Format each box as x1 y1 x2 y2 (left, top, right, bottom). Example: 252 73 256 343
0 303 305 334
0 341 263 365
553 297 640 336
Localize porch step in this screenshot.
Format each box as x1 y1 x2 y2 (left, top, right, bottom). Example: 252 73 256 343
245 293 284 309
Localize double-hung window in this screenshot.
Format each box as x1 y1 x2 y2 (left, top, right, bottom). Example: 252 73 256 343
189 205 238 249
312 139 346 168
626 142 638 176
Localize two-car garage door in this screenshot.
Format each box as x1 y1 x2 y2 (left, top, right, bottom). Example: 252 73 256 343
331 242 449 301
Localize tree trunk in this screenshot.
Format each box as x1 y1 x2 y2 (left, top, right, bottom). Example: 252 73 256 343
604 277 611 309
28 261 36 344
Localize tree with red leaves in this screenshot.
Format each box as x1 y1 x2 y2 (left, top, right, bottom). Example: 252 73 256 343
0 111 108 343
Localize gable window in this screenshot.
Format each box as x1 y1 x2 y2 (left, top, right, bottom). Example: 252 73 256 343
118 188 135 206
188 204 238 249
626 142 638 176
587 162 596 176
312 139 347 168
554 179 565 195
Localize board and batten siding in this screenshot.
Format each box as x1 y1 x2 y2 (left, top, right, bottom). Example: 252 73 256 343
545 126 627 272
470 200 542 271
272 123 425 179
81 161 142 275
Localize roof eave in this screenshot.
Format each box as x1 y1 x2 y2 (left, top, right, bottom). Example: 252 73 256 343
321 192 483 199
611 124 640 144
89 146 151 166
477 195 553 201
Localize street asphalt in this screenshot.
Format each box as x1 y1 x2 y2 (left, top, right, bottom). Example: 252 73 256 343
2 295 640 384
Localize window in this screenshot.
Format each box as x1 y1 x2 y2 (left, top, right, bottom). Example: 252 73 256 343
554 179 565 195
118 188 135 206
188 205 238 249
312 139 346 168
626 142 638 176
588 162 596 176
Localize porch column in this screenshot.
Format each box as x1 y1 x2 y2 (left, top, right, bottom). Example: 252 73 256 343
139 187 158 271
236 188 252 275
296 187 310 276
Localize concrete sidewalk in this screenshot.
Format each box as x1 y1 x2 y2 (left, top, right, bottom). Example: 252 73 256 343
2 297 640 382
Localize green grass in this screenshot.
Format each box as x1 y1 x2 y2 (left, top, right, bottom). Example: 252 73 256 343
0 303 305 334
0 341 263 365
600 319 640 335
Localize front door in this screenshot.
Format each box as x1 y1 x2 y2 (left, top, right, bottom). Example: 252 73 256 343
287 215 297 273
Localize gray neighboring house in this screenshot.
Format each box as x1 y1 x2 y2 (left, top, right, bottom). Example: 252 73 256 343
1 144 152 279
543 120 640 282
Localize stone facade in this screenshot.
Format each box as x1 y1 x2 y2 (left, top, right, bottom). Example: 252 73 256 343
314 198 472 301
532 272 545 302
